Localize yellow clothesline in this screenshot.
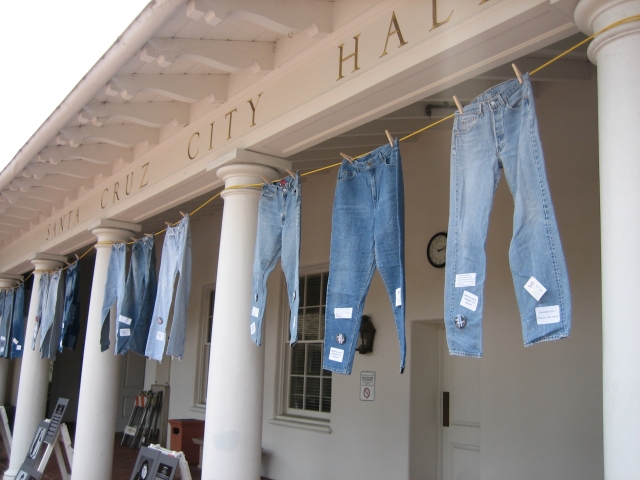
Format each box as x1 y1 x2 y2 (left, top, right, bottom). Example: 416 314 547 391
16 14 640 286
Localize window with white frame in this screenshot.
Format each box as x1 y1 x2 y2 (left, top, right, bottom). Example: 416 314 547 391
283 271 332 417
197 286 215 406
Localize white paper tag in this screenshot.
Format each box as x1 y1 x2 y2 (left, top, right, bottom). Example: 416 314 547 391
120 328 131 337
460 290 479 312
16 345 21 351
535 305 560 324
119 315 132 325
124 426 137 436
395 288 402 306
156 331 165 341
0 336 5 341
329 347 344 362
524 276 547 301
250 322 256 335
334 308 353 319
455 273 476 288
251 306 259 318
12 338 18 344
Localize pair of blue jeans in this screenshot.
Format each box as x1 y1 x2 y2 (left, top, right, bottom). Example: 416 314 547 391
101 243 127 352
250 173 301 346
146 215 191 361
10 283 25 358
118 236 157 355
32 273 50 350
41 269 64 360
61 262 81 351
444 74 571 357
323 140 406 374
0 289 13 358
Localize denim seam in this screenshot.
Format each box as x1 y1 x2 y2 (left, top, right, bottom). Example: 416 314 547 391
524 332 569 346
449 349 483 358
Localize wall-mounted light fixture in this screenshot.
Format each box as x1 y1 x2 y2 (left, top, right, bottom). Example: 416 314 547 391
356 315 376 354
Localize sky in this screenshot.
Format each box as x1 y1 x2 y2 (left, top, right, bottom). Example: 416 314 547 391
0 0 152 172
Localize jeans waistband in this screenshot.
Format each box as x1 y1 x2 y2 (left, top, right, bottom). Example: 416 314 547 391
343 140 398 171
262 172 300 195
133 235 154 249
166 214 189 237
463 73 529 114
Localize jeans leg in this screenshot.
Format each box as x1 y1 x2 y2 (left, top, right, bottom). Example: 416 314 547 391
280 177 301 346
373 144 406 372
324 163 376 374
33 273 50 351
100 243 126 352
167 217 192 359
130 239 157 356
0 289 13 357
501 77 571 345
444 106 501 357
250 191 284 346
10 283 25 358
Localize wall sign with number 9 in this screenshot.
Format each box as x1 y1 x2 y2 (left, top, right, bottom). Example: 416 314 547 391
426 232 447 268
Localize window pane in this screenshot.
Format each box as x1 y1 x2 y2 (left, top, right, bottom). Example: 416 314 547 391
305 377 320 411
299 276 305 308
289 376 304 409
297 309 303 342
306 274 321 306
306 344 322 376
290 344 305 375
322 378 332 412
322 273 328 305
303 307 320 341
319 307 325 339
206 290 215 342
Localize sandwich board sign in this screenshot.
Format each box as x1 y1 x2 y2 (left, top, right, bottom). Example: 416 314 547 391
130 446 179 480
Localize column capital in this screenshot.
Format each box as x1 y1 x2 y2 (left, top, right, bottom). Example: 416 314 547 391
30 252 67 272
87 219 141 246
0 278 19 288
217 164 280 199
575 0 640 63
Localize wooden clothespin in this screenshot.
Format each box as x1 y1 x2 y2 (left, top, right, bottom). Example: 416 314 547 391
340 152 354 163
286 169 295 178
385 130 394 146
261 176 271 184
165 221 172 227
179 211 186 218
130 237 138 242
512 63 523 84
75 254 80 260
65 261 71 266
453 96 463 114
144 233 154 238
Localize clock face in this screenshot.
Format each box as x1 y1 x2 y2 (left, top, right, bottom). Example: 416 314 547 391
427 232 447 268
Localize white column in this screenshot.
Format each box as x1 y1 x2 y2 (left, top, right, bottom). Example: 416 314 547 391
71 221 139 480
202 163 279 479
0 277 20 407
3 254 66 480
575 2 640 478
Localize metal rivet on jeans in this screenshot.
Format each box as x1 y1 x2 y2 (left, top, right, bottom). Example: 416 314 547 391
454 314 466 329
336 333 346 345
157 317 163 324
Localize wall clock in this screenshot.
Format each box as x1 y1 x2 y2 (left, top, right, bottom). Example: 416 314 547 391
427 232 447 268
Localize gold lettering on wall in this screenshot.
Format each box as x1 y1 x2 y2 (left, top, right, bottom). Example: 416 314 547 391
380 12 408 57
247 93 263 127
479 0 490 4
209 122 215 150
101 189 109 209
100 163 150 210
188 132 200 160
113 182 120 203
337 34 361 81
430 0 453 31
225 108 237 139
46 207 80 241
125 173 133 195
140 163 150 188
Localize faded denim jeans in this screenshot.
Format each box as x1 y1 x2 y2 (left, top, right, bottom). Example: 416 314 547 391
250 173 301 346
100 243 126 352
323 140 406 375
146 214 191 361
118 236 157 355
445 74 571 357
41 269 64 360
32 272 50 350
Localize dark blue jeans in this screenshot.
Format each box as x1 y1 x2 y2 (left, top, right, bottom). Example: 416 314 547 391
32 273 50 350
101 243 126 352
61 262 81 351
323 140 406 374
10 283 25 358
41 270 64 360
118 236 157 355
0 289 13 358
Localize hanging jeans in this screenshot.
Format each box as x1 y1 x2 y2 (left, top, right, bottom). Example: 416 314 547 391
146 215 191 361
323 140 406 375
41 270 64 360
118 236 157 355
0 289 11 358
444 74 571 357
33 273 50 350
100 243 126 352
250 173 301 346
61 262 81 351
10 283 25 359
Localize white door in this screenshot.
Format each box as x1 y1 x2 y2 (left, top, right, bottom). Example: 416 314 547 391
441 328 481 480
115 351 146 432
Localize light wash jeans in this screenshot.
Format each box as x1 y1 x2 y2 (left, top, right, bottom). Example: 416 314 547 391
32 272 50 350
118 236 157 355
101 243 126 352
323 140 406 375
146 215 191 361
250 173 301 346
41 269 64 360
445 74 571 357
61 262 80 351
10 283 25 359
0 289 11 358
